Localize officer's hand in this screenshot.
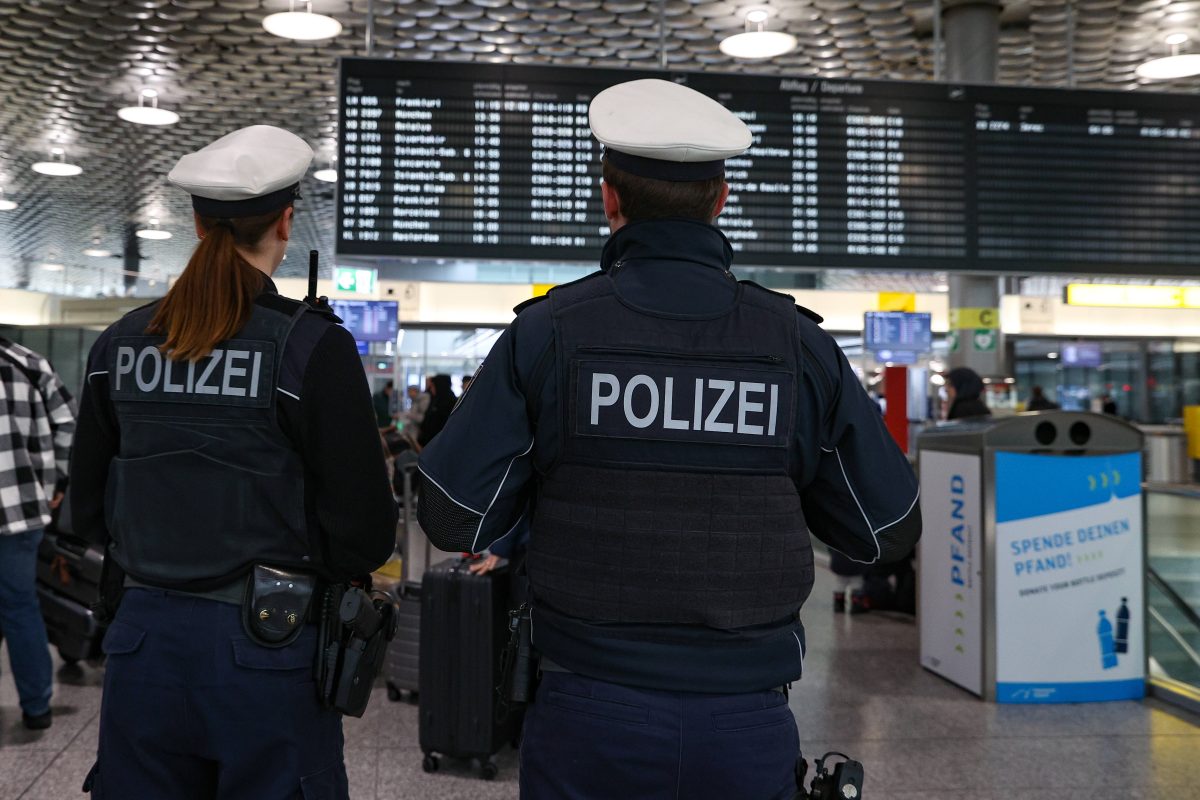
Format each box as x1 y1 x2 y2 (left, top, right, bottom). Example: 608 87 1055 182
49 492 64 511
468 555 501 575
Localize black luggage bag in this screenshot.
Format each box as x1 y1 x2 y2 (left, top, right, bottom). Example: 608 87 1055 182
418 557 521 780
37 583 104 663
37 531 104 607
36 497 108 664
385 584 422 702
384 464 427 702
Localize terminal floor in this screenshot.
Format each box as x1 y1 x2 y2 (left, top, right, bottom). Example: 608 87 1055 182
1 565 1197 800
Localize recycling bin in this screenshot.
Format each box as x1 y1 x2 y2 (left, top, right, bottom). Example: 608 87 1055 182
916 412 1146 703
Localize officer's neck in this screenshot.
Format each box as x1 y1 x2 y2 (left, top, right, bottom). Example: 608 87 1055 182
236 246 281 278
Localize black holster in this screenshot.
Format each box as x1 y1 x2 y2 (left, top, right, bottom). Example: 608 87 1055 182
92 547 126 625
499 603 537 711
315 582 398 718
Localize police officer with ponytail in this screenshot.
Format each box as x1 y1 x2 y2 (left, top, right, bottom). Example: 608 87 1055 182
69 126 396 798
418 81 922 798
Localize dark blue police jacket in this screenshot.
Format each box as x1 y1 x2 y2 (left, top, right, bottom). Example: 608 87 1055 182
419 219 921 694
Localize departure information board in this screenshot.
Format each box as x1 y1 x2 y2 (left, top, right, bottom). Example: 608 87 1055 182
864 312 933 352
329 299 399 342
338 59 1200 275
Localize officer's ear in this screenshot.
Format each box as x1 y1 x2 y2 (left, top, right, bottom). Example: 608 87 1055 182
275 206 294 243
601 180 623 224
710 181 731 222
193 212 204 241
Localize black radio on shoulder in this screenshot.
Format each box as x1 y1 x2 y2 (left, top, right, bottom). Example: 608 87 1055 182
796 751 865 800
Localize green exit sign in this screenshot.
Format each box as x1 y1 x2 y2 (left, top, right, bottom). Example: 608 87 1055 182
335 267 376 294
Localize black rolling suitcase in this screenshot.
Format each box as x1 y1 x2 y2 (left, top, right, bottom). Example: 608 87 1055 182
35 497 108 664
384 464 429 702
418 557 520 780
37 584 104 663
37 531 104 607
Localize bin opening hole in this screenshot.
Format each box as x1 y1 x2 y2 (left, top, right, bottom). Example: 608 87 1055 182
1069 421 1092 446
1035 422 1057 446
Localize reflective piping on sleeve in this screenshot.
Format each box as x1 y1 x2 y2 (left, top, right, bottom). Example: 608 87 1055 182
874 488 921 534
417 466 485 517
277 388 300 401
833 446 881 565
471 438 535 553
87 370 108 380
792 630 805 672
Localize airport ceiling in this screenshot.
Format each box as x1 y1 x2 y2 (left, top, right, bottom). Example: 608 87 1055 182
1 0 1198 298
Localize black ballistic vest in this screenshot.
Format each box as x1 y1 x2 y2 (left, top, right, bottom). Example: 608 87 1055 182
104 300 312 589
529 270 815 632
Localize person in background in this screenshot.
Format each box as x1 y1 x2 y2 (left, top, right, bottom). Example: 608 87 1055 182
374 379 397 431
0 337 76 731
1102 394 1120 416
829 551 868 614
400 385 429 445
1026 385 1059 412
945 367 992 421
416 374 456 448
461 374 474 394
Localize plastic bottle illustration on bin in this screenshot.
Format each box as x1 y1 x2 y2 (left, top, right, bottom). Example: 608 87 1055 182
1098 611 1118 670
1116 598 1130 654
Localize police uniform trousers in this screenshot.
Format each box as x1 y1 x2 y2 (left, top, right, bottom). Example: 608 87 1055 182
519 671 800 800
88 588 347 800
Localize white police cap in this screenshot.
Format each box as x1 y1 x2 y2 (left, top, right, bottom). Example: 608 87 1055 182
167 125 314 218
589 79 752 182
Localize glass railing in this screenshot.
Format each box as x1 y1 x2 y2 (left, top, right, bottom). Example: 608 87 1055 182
1148 567 1200 689
1146 488 1200 707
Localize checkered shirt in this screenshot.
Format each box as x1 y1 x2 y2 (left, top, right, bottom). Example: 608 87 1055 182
0 339 76 535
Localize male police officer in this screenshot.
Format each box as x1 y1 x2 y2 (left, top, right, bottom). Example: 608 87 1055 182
418 80 921 799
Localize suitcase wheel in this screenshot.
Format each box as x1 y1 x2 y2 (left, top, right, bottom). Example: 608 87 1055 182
422 754 439 774
479 760 498 781
386 683 402 703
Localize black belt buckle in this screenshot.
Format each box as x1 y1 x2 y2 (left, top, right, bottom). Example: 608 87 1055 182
243 564 317 648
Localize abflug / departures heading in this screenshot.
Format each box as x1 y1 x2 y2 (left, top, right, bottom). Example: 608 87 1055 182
337 59 1200 276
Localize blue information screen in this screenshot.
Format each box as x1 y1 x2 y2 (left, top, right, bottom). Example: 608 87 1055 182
330 300 399 342
864 312 932 353
1061 343 1103 367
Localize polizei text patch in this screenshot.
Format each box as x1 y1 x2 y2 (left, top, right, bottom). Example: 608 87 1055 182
108 336 276 408
573 359 793 447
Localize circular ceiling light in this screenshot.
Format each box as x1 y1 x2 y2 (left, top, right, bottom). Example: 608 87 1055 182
1138 35 1200 79
314 168 337 183
39 263 65 272
32 147 83 176
719 9 797 60
136 217 172 240
118 89 180 126
0 188 16 211
263 1 342 40
83 237 112 257
1137 53 1200 79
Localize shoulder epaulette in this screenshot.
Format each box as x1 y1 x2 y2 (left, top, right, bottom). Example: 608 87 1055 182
513 294 548 315
257 292 339 322
795 305 824 324
738 280 824 323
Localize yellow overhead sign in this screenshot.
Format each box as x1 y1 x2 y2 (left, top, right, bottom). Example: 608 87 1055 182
878 292 916 312
532 283 556 298
949 307 999 329
1065 283 1200 309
